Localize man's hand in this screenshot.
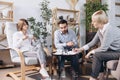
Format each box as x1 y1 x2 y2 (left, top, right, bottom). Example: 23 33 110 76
66 41 74 47
72 48 79 52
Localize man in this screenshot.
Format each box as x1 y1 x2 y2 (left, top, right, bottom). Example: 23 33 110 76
54 19 81 78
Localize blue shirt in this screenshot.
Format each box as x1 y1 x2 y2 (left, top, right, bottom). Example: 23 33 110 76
54 28 78 50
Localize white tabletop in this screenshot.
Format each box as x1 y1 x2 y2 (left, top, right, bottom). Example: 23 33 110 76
53 50 79 55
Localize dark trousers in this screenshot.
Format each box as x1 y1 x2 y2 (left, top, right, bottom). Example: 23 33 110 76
58 54 80 74
91 51 120 78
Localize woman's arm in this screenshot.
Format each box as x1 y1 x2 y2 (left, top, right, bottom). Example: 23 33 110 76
94 29 114 53
13 32 25 48
87 31 100 49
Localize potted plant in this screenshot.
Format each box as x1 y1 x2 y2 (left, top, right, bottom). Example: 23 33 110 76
84 0 108 43
27 0 52 46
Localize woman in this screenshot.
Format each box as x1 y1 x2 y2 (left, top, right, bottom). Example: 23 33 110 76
74 10 120 80
13 19 49 79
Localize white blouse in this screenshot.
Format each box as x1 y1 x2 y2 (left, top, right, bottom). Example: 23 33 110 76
13 31 34 52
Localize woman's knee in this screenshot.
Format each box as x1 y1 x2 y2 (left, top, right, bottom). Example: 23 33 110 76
93 52 103 60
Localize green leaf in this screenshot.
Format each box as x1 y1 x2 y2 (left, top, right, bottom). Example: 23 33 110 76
27 0 52 45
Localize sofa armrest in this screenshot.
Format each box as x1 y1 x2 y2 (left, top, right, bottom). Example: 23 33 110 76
107 60 118 70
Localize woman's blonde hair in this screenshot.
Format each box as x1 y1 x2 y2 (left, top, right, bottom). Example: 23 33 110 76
92 10 108 24
17 18 28 31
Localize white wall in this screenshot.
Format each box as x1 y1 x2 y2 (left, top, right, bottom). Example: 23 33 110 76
1 0 71 22
76 0 86 47
115 0 120 27
2 0 119 47
49 0 86 46
1 0 86 46
107 0 116 26
102 0 120 27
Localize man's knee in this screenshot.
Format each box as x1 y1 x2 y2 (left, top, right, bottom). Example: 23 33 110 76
71 55 79 63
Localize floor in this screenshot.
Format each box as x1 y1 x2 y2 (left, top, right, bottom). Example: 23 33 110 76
0 47 116 80
0 62 116 80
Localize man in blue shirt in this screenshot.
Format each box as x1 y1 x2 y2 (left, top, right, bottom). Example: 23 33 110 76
54 19 81 78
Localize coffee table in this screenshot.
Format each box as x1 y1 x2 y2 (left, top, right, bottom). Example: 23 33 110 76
52 51 79 79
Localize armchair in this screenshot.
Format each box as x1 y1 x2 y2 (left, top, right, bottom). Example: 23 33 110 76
106 58 120 80
5 22 51 80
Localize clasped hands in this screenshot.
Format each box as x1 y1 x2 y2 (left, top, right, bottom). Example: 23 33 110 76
66 41 74 47
22 35 36 40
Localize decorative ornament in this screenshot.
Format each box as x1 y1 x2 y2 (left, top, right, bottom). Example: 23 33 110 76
66 0 79 10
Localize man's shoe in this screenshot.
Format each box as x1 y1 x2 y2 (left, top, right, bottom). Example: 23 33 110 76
71 70 79 78
61 70 66 78
71 71 80 80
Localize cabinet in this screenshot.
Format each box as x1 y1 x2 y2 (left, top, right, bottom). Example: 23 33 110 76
0 1 13 21
0 1 13 45
0 1 13 44
0 1 14 68
52 8 80 46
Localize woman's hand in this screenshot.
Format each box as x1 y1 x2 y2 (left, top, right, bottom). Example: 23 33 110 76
85 50 95 59
28 35 36 40
32 36 37 40
23 35 28 40
72 47 84 53
85 52 91 59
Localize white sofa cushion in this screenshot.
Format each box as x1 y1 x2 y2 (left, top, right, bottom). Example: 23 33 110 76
12 57 38 65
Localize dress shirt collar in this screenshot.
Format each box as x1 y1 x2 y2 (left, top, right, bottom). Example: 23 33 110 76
99 23 109 35
60 29 69 35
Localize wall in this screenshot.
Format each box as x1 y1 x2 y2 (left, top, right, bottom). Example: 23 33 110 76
1 0 74 22
76 0 86 47
1 0 119 47
50 0 86 47
115 0 120 26
106 0 116 26
102 0 120 27
0 0 86 46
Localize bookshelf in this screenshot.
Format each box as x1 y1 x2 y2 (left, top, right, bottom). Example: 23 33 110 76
0 1 13 21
